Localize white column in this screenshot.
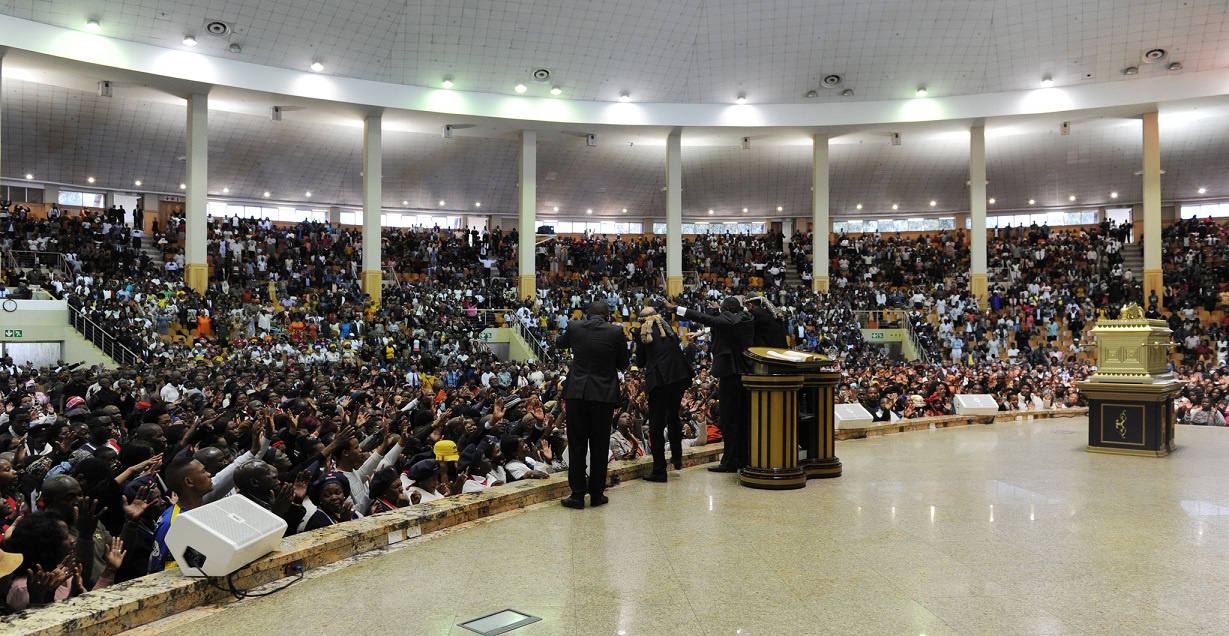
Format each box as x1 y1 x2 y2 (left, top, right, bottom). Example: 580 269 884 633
666 128 683 296
969 125 988 305
1142 111 1162 306
361 116 383 302
812 133 830 292
518 131 537 299
184 93 209 293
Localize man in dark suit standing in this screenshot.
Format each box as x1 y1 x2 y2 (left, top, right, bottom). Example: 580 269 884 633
634 307 695 482
668 296 754 473
556 300 630 508
746 293 788 348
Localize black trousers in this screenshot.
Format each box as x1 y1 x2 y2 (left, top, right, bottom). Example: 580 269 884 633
717 374 749 469
648 380 689 474
565 399 616 500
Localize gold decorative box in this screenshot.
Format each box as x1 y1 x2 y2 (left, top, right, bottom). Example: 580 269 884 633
1088 304 1174 384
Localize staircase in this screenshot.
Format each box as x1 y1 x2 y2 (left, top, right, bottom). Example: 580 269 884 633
783 266 804 288
1120 243 1144 277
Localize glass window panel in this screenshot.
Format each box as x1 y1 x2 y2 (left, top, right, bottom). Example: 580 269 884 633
907 218 924 231
84 193 106 208
863 220 879 233
585 222 600 233
1046 211 1064 226
922 219 940 231
630 222 642 233
1064 212 1083 225
58 191 83 206
1080 211 1098 224
938 218 955 230
751 223 765 234
652 222 667 234
833 222 847 233
207 202 226 217
876 219 892 233
599 221 617 233
681 223 695 234
339 212 358 225
847 220 863 233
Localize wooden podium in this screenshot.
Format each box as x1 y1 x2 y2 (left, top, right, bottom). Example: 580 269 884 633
739 348 839 489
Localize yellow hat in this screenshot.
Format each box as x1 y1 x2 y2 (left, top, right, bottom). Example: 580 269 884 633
0 549 22 579
433 440 460 462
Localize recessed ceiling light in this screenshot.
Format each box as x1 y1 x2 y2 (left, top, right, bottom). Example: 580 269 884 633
310 61 324 72
87 177 95 184
441 78 454 89
841 88 854 97
735 95 747 104
222 187 229 193
263 191 271 197
805 90 818 98
618 93 630 102
708 209 714 214
988 198 995 204
134 180 142 186
1028 199 1035 205
1123 66 1139 75
929 200 937 206
475 202 482 207
514 84 527 93
855 204 863 210
1068 195 1076 201
24 173 33 180
227 43 242 54
891 204 899 210
183 35 197 46
179 183 186 190
586 209 592 214
915 87 928 97
1110 192 1118 198
1040 76 1054 87
85 19 101 32
550 86 562 96
742 207 749 213
305 191 312 197
438 200 446 206
777 206 783 212
1198 187 1207 194
621 208 627 213
553 206 559 212
402 200 408 205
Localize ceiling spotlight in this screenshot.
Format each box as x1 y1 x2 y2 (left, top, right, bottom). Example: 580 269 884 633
805 90 818 99
1168 62 1183 71
1040 76 1054 87
1028 199 1036 205
227 43 242 54
305 191 312 197
85 19 101 32
438 200 446 206
891 204 899 210
310 61 324 72
402 200 408 205
514 84 527 93
550 86 563 95
183 35 197 46
841 89 854 97
1110 192 1118 198
179 183 187 190
441 78 454 89
618 93 631 102
621 208 627 213
929 200 937 206
24 174 33 180
988 198 996 204
134 180 142 186
915 87 928 97
263 191 271 198
736 95 747 104
586 209 593 214
777 206 783 212
87 177 95 184
1123 66 1139 75
475 202 482 207
553 206 559 212
222 187 229 194
1198 187 1207 194
855 204 863 210
1068 195 1076 201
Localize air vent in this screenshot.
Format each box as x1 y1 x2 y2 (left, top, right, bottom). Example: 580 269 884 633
531 68 551 82
205 20 231 36
820 74 842 88
1142 48 1167 63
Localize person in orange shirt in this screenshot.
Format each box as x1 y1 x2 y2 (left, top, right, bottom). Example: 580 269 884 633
196 311 213 339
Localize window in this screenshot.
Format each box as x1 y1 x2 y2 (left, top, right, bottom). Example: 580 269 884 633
2 185 43 204
652 222 667 234
57 190 104 208
1181 202 1229 220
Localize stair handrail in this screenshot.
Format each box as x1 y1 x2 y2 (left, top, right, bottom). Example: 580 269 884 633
66 300 145 367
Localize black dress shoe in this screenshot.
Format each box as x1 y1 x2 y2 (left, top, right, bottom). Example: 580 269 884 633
672 461 684 470
644 474 667 483
708 465 737 473
561 497 584 509
590 495 610 507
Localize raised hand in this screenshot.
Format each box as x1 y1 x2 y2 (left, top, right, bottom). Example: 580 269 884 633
409 490 422 505
122 485 158 521
26 564 70 606
74 497 105 537
292 470 310 503
103 537 126 572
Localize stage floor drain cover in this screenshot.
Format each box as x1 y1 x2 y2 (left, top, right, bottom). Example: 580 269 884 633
457 609 542 635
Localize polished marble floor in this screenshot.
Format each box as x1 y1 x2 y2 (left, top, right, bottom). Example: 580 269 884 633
154 418 1229 635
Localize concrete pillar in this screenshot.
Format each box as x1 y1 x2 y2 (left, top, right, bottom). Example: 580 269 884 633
811 133 830 293
361 116 383 304
1142 112 1163 307
518 131 537 300
665 128 683 297
969 125 988 305
184 93 209 294
328 206 341 226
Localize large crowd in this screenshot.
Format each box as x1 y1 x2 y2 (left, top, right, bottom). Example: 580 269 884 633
1 200 1228 613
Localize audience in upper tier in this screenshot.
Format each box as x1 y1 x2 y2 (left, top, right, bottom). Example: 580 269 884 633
1 200 1229 613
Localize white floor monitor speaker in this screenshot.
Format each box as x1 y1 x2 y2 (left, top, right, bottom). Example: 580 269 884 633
954 394 1000 416
164 495 287 577
834 404 874 429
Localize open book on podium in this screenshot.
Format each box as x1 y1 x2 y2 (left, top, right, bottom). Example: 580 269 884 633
744 347 833 374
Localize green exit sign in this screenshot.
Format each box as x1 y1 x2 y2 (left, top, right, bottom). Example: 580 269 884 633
3 329 22 338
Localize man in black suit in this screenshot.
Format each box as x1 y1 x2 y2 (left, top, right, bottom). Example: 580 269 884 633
556 300 630 508
634 307 695 482
746 293 788 348
668 296 754 473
